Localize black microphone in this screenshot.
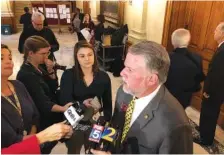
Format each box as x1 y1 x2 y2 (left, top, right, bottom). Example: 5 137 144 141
101 124 121 152
125 137 140 154
88 116 106 153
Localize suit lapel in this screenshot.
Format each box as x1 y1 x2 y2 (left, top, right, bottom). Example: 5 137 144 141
127 85 165 137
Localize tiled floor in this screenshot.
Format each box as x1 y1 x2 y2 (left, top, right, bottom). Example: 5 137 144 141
1 31 224 154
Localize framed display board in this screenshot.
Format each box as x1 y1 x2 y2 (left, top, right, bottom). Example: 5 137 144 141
100 1 124 26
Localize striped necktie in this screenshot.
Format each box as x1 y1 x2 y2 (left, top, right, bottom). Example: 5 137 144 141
121 97 136 143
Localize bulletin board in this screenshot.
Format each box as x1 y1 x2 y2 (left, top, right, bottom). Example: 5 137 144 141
31 2 72 26
58 4 71 25
45 4 58 25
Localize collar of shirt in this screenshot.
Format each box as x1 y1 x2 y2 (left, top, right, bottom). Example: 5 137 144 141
130 85 161 126
218 40 224 48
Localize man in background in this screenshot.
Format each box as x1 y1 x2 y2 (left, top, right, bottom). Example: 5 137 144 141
194 22 224 146
20 7 32 32
33 6 48 27
165 28 205 109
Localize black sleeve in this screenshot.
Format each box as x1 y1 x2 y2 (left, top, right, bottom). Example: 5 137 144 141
203 50 224 95
159 125 193 154
101 74 112 121
18 31 29 53
48 29 59 52
17 74 55 115
43 75 58 95
60 69 74 105
20 15 23 24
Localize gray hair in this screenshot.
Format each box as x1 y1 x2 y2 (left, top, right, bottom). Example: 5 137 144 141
218 22 224 32
171 28 190 48
129 40 170 84
32 11 45 21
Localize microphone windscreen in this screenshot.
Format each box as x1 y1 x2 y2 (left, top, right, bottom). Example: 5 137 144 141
82 107 94 121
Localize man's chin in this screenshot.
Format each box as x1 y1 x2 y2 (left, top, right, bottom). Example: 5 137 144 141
122 85 133 96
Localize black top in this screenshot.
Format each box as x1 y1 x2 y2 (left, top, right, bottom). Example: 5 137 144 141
80 21 95 33
60 68 112 121
95 23 104 42
18 25 59 58
19 13 32 31
1 80 39 148
165 48 205 108
16 63 62 130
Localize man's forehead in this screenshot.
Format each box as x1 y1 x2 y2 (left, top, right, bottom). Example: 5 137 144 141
125 52 146 68
33 18 43 23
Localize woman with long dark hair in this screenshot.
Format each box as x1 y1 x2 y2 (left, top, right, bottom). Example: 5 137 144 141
60 40 112 154
78 13 95 44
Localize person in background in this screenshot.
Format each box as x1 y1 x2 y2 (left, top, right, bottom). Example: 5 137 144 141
60 41 112 154
18 12 58 61
165 28 205 109
1 44 39 149
78 13 95 44
77 8 84 23
95 14 105 42
16 36 72 154
2 121 73 154
194 22 224 146
20 7 32 32
71 8 81 35
33 6 48 27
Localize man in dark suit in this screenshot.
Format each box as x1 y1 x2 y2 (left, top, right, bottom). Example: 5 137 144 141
165 28 205 109
194 22 224 146
91 41 193 154
20 7 32 31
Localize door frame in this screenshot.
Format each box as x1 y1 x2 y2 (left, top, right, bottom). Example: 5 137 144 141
162 1 174 49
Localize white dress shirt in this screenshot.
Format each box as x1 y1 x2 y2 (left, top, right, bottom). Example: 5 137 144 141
130 85 161 126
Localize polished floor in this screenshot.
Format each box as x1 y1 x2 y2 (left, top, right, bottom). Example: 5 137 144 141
1 31 224 154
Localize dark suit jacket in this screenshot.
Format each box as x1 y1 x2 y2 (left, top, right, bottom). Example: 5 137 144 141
19 13 32 31
111 85 193 154
165 48 205 108
203 42 224 104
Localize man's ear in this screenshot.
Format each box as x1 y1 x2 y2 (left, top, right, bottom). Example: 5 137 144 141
28 51 34 57
146 73 159 86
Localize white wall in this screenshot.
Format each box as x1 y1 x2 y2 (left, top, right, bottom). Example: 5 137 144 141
1 0 14 17
76 1 83 13
89 0 100 22
146 0 167 43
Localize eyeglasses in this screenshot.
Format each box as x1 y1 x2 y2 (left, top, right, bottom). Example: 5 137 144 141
37 51 50 56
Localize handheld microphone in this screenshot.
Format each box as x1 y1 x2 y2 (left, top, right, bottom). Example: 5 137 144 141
64 105 84 128
88 118 119 152
88 116 106 153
